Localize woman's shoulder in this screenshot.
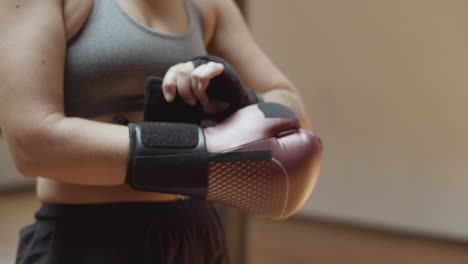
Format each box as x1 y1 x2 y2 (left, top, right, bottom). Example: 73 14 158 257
1 0 93 42
0 0 67 41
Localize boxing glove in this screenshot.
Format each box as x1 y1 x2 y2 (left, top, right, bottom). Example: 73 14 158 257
126 102 322 219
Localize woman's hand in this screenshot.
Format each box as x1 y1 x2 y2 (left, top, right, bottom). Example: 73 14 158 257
162 61 229 115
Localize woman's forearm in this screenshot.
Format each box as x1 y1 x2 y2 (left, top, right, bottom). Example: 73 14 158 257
19 115 129 186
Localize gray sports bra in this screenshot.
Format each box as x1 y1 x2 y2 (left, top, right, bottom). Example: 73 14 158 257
63 0 207 118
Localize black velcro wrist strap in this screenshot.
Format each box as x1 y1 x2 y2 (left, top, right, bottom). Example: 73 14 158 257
126 122 209 198
140 122 199 148
143 77 202 124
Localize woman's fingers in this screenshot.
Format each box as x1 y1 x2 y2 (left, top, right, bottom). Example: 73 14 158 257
190 62 224 105
192 62 224 92
162 61 224 107
162 68 178 102
190 73 209 106
163 62 196 104
176 66 197 106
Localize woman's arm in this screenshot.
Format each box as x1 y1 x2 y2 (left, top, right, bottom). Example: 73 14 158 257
206 0 312 130
0 0 127 186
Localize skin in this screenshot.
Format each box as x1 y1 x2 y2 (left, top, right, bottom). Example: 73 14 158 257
0 0 312 204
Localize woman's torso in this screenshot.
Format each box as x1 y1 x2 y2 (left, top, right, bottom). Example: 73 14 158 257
37 0 214 204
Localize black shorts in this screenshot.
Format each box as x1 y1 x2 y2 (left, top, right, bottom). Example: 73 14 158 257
15 198 230 264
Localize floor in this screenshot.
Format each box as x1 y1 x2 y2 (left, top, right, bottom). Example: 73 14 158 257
247 217 468 264
2 190 468 264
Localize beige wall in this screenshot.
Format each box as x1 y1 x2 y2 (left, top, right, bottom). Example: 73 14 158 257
247 0 468 240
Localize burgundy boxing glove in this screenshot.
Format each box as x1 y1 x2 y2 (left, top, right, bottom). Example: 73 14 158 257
126 103 322 219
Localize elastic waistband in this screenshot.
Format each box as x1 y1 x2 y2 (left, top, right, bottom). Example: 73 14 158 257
34 198 211 227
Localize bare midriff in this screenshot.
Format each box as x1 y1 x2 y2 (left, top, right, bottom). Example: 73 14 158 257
36 110 184 204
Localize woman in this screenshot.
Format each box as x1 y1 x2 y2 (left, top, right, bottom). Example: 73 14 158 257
0 0 312 263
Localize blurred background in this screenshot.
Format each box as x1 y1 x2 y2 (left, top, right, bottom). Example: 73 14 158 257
2 0 468 263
